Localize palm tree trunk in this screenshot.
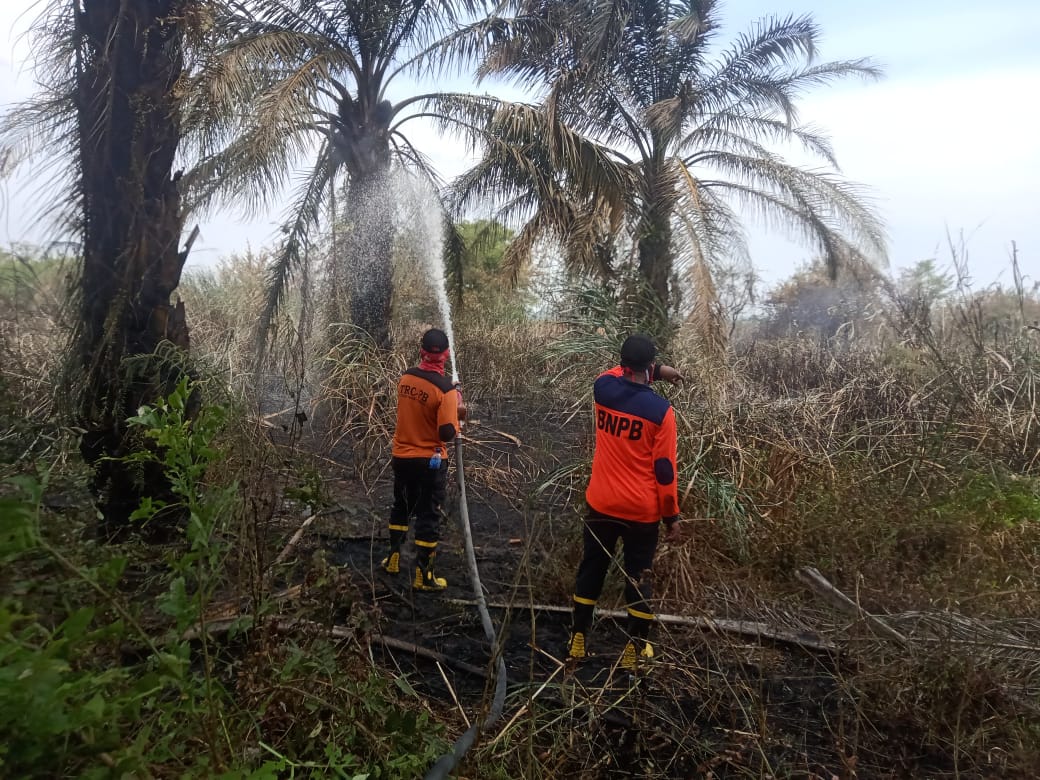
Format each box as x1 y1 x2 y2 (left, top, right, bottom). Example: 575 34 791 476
636 163 675 332
75 0 192 539
344 171 394 348
327 96 396 347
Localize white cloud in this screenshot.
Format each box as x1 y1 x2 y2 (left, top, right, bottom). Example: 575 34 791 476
1 0 1036 288
793 69 1040 280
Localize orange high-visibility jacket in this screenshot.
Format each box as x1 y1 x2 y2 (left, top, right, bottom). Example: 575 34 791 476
585 366 679 523
391 368 460 459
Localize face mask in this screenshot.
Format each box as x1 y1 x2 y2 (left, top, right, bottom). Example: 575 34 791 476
419 348 449 374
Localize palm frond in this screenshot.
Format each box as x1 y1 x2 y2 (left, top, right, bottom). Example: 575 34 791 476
0 92 80 237
671 162 749 273
697 56 881 126
388 128 444 188
450 98 635 213
389 2 515 79
256 140 335 352
702 149 886 259
674 160 729 365
664 0 716 43
703 172 882 279
0 1 82 241
182 113 320 219
442 214 467 306
501 209 551 284
710 14 819 79
682 117 839 169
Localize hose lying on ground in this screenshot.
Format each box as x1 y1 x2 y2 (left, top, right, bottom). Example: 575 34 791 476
423 436 508 780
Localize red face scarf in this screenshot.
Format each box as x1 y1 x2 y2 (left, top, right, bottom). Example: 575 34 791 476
419 348 449 374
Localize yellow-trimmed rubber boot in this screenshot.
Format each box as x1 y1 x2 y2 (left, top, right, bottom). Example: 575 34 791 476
567 631 587 660
413 562 447 591
382 524 408 574
380 550 400 574
620 641 654 671
413 546 446 591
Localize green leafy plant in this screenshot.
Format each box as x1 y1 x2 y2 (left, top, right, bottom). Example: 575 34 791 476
124 375 239 761
931 472 1040 530
0 472 185 777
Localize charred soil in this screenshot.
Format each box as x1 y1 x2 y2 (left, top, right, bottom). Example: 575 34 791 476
271 395 1005 780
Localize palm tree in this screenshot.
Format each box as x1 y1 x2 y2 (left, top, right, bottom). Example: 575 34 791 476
2 0 209 533
447 0 887 334
182 0 486 348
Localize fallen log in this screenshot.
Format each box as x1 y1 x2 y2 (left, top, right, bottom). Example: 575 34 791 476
445 598 837 653
184 615 487 678
795 567 909 647
370 632 487 679
795 568 1040 714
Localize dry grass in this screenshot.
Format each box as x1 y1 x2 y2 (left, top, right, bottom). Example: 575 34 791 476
454 270 1040 777
0 253 69 469
0 258 65 386
7 246 1040 777
127 257 1040 779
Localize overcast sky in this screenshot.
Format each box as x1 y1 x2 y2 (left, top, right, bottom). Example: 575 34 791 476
1 0 1037 289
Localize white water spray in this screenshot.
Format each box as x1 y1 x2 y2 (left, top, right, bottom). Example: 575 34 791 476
392 170 460 384
387 175 508 780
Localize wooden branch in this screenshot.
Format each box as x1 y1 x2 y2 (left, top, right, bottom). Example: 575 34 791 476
796 571 1040 715
796 566 909 647
464 426 522 447
490 661 563 745
180 224 201 258
437 662 471 728
369 631 487 678
270 512 319 568
268 503 352 572
184 614 486 678
203 584 303 623
445 598 836 653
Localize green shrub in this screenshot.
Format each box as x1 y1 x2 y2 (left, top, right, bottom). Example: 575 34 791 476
931 471 1040 530
0 473 181 777
0 380 450 778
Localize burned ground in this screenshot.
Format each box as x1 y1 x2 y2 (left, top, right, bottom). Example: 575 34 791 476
268 395 1017 780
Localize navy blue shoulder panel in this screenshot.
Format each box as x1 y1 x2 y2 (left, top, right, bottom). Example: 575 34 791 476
593 374 670 425
404 367 454 393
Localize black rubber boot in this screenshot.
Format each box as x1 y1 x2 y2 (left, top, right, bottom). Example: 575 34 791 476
381 524 408 573
413 546 447 591
568 600 595 659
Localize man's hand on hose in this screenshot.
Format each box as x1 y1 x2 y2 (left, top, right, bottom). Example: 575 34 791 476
454 383 468 420
662 515 684 544
657 364 685 386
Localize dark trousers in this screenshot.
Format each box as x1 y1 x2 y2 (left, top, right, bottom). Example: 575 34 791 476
388 457 447 564
572 516 659 642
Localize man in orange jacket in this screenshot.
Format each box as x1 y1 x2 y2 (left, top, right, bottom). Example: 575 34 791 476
381 328 466 590
568 334 684 670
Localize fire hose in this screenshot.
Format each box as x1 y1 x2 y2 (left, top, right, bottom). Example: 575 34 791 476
423 435 508 780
